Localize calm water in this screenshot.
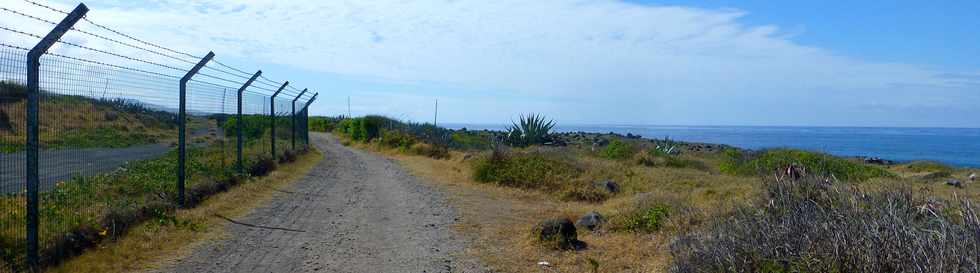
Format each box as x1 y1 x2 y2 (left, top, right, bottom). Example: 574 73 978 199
444 124 980 168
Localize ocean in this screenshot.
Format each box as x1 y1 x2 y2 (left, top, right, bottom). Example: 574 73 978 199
442 124 980 168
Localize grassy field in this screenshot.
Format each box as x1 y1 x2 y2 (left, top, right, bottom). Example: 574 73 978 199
0 114 305 272
328 115 980 273
0 82 176 152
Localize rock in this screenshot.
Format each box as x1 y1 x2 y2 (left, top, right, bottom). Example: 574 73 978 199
970 173 977 182
593 180 619 193
947 179 963 188
575 211 603 231
532 219 583 250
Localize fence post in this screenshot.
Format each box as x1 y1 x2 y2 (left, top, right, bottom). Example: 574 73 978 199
236 71 261 174
291 88 308 151
24 4 88 270
178 52 215 207
302 93 318 147
270 82 288 159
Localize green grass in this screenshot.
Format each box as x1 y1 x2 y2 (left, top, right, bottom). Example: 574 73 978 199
45 127 158 150
600 139 634 160
0 129 294 271
473 150 580 189
720 148 893 182
904 161 954 173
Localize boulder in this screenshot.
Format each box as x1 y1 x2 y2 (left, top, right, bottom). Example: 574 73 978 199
970 173 977 182
575 211 603 231
532 218 583 250
947 179 963 188
593 180 620 194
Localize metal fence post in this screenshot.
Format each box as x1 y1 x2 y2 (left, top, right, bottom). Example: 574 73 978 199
291 88 308 151
236 71 261 174
24 4 88 270
178 52 215 207
270 82 288 159
302 94 318 147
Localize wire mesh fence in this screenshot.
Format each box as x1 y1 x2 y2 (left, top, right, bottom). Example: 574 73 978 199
0 2 318 271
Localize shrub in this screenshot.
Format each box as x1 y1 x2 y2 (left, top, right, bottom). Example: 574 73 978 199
0 81 28 102
720 148 893 182
559 185 610 203
379 129 417 150
473 150 579 189
221 115 269 140
506 113 555 147
623 205 670 233
635 150 708 171
670 176 980 273
409 143 450 159
600 139 634 160
905 160 953 173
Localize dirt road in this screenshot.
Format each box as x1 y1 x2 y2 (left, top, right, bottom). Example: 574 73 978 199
156 133 484 273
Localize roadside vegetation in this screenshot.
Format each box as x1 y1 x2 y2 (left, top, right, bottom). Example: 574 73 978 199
0 113 310 272
0 82 176 153
324 113 980 272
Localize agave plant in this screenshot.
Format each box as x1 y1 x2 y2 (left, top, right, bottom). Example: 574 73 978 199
506 113 555 147
654 136 679 155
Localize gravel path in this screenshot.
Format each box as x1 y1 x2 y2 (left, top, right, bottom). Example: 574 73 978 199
156 133 485 273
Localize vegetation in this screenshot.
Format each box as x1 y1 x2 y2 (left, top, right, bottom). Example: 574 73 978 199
600 139 633 160
473 148 580 189
506 114 555 147
720 148 893 181
0 82 176 152
0 120 306 271
671 175 980 273
904 160 954 173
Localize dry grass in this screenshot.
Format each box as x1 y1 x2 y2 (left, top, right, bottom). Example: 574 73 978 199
44 148 322 273
355 140 757 273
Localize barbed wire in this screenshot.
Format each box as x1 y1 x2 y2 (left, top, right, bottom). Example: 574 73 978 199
0 6 201 66
12 0 311 100
0 42 181 80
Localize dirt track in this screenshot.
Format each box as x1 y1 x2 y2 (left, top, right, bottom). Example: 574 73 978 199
156 133 485 273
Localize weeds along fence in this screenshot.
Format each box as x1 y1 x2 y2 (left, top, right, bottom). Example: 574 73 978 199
0 2 318 271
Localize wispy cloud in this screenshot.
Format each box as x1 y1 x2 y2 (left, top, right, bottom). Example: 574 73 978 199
1 0 975 126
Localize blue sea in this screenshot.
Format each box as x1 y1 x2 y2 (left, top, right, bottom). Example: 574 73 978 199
443 124 980 168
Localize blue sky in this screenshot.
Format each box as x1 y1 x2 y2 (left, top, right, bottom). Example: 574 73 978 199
1 0 978 127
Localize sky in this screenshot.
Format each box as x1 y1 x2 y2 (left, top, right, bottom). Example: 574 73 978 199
1 0 978 127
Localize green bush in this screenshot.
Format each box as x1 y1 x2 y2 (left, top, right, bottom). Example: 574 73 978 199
721 148 893 182
600 139 634 160
473 151 579 189
623 204 670 233
380 129 416 150
905 161 953 173
221 115 269 140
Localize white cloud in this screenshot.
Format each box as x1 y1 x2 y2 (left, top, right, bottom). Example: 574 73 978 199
0 0 975 126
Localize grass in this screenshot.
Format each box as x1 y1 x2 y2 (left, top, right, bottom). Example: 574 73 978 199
671 175 980 273
0 125 300 271
0 88 176 153
720 148 894 182
44 148 322 273
336 114 980 272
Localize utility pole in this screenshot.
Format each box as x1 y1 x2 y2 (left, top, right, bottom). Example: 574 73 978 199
347 96 351 118
434 99 438 126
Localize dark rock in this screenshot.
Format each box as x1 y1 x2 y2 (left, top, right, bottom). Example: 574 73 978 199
947 179 963 188
575 211 603 231
593 180 619 193
533 218 584 250
970 173 977 182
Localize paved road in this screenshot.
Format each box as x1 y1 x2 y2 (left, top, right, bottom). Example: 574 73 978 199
0 143 172 194
0 121 222 194
156 133 485 273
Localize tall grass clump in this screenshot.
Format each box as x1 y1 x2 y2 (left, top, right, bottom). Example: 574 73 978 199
670 175 980 273
720 148 892 182
473 147 580 189
506 114 555 147
600 139 634 160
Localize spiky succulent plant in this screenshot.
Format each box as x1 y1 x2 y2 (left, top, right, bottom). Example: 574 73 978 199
506 113 555 147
